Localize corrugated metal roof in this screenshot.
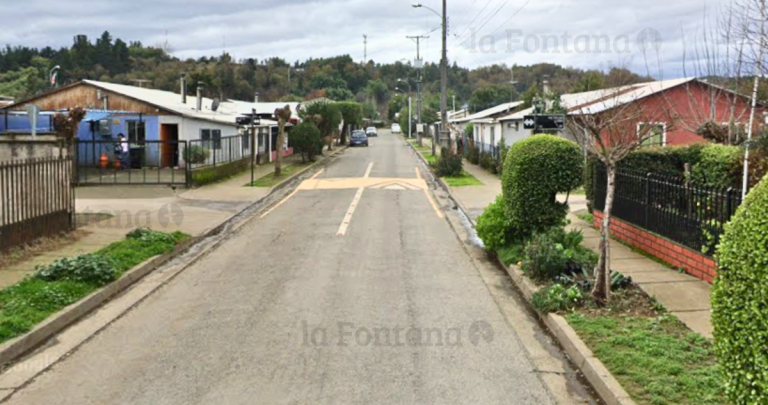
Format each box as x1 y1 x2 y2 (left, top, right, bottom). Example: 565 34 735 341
452 101 524 123
82 80 278 126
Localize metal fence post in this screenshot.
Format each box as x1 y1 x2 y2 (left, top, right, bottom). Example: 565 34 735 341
644 172 651 229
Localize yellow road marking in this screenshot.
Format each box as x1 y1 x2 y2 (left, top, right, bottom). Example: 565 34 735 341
259 169 325 218
424 188 444 219
337 187 365 236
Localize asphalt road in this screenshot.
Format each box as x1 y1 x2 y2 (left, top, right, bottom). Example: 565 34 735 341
6 131 580 404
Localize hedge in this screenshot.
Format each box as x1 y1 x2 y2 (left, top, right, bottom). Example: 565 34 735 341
712 173 768 404
690 144 743 189
502 135 583 240
190 158 250 187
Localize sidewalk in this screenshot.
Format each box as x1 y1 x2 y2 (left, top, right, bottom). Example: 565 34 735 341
0 153 322 289
448 159 714 338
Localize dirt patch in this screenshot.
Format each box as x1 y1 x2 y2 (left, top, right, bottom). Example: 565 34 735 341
0 230 90 270
579 285 664 318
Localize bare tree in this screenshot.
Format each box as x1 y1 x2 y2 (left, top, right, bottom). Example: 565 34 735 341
567 84 675 304
274 105 292 177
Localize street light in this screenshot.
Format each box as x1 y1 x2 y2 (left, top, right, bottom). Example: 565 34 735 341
412 3 441 18
413 0 449 154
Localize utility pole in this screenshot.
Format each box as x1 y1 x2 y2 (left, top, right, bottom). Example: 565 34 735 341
439 0 449 152
363 35 368 64
407 35 429 147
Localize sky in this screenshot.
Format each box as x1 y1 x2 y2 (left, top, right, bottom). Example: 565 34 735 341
0 0 732 78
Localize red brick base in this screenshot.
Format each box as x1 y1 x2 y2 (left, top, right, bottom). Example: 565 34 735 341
593 211 717 284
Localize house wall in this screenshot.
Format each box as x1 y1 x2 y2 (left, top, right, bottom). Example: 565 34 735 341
599 82 767 146
6 83 171 115
501 120 530 147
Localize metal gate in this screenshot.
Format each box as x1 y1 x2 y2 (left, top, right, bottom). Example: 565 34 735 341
74 140 189 187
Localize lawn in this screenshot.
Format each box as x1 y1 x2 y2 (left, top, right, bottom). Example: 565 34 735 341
567 312 726 405
443 171 483 187
248 163 311 187
408 140 438 165
0 229 188 344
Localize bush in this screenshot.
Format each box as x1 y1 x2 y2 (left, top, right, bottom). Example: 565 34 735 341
479 152 496 174
183 145 210 165
289 122 324 162
522 227 598 283
502 135 583 241
435 148 463 177
522 231 570 282
712 173 768 405
532 284 584 313
476 196 512 252
126 228 181 244
690 144 742 189
466 144 480 165
35 254 118 286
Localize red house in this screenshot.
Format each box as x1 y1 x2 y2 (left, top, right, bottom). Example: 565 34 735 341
562 77 767 146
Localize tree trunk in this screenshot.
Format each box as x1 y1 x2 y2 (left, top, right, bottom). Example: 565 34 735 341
275 119 285 177
592 165 616 305
340 123 348 146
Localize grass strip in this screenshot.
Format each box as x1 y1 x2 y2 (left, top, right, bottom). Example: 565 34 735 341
248 163 311 187
0 230 188 344
567 313 725 405
443 171 483 187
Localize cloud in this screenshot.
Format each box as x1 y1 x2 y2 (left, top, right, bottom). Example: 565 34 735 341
0 0 731 77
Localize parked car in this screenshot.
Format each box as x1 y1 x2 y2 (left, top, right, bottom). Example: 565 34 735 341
366 127 378 137
391 123 402 134
349 130 369 147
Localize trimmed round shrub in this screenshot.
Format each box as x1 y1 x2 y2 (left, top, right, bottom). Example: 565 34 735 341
289 122 324 162
502 135 583 240
712 173 768 404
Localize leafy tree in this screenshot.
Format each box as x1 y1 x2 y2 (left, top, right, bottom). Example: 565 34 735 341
337 102 363 144
290 122 323 162
300 100 341 150
274 105 292 176
469 84 513 112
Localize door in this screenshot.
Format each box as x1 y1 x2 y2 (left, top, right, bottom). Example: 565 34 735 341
160 124 179 168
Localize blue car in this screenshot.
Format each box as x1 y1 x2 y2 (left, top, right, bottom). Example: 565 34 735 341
349 130 369 147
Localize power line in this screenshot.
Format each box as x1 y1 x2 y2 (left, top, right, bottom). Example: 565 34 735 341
457 0 512 49
453 0 495 42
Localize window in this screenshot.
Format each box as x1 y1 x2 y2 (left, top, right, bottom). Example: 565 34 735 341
127 121 146 145
201 129 222 150
638 123 666 147
242 130 251 150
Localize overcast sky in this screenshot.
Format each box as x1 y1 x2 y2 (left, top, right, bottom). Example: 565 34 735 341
0 0 731 78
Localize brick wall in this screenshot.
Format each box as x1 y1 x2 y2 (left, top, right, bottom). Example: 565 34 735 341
593 211 717 284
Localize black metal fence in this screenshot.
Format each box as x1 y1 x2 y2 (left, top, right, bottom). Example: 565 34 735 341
594 167 743 255
0 156 75 253
74 140 189 186
187 134 254 170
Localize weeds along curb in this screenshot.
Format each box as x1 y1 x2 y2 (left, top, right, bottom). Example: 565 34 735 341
0 147 347 369
503 262 637 405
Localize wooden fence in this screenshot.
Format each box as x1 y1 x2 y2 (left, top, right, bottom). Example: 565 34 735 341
0 156 74 253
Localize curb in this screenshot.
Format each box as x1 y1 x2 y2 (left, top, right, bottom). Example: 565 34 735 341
0 147 347 370
403 139 477 226
502 262 637 405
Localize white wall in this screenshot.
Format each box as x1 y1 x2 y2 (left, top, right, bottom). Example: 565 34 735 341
501 120 531 147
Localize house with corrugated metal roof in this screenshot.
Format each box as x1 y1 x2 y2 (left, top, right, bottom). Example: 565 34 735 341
0 80 297 170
